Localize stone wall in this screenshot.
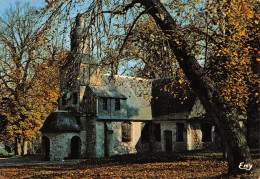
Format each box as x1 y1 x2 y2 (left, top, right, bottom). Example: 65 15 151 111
95 121 105 157
187 122 216 151
94 121 143 157
85 118 97 158
160 121 187 152
80 86 97 116
42 132 83 161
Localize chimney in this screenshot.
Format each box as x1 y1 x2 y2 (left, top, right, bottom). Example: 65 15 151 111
71 11 85 52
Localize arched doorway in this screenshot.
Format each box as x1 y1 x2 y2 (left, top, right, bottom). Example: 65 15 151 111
71 136 81 159
164 130 172 152
42 136 50 161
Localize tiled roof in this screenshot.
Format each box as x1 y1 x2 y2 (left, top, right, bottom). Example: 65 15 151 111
151 78 196 117
89 86 127 99
40 111 81 133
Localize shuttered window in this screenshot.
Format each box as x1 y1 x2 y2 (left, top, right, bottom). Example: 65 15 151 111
154 123 161 142
122 122 131 142
201 123 212 142
141 123 151 143
176 123 184 142
115 99 120 111
103 98 108 110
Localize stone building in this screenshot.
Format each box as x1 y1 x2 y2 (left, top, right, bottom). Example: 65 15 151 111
40 12 228 161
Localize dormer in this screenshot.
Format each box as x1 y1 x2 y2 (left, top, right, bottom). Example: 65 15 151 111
82 86 127 119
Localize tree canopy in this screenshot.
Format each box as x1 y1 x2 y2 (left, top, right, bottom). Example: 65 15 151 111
0 2 65 155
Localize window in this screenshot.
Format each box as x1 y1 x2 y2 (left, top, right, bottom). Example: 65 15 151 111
115 99 120 111
153 123 161 142
62 94 67 105
73 93 78 104
122 122 131 142
176 123 184 142
201 123 212 142
141 123 151 143
103 98 108 110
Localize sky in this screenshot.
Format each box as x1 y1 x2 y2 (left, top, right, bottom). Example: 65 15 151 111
0 0 46 16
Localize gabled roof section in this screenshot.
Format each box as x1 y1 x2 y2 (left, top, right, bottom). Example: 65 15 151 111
89 85 127 99
40 111 81 133
188 98 247 121
189 98 206 118
154 111 191 121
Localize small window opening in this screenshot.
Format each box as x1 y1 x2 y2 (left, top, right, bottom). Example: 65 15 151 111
176 123 184 142
73 93 78 104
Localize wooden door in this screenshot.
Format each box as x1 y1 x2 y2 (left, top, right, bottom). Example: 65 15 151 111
71 136 81 159
42 136 50 161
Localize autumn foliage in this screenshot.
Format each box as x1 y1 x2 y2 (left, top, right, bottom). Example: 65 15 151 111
204 0 259 115
0 3 63 155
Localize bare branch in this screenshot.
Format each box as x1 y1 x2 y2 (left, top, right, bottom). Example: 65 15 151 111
118 10 147 57
101 0 139 14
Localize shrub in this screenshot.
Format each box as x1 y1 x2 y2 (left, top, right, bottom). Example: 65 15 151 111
0 148 9 157
0 148 14 157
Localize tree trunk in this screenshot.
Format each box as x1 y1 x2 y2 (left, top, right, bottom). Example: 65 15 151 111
16 138 22 156
246 93 259 149
23 140 28 155
137 0 253 173
245 13 260 149
31 139 35 154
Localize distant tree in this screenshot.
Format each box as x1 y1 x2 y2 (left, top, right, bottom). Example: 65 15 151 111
0 2 64 155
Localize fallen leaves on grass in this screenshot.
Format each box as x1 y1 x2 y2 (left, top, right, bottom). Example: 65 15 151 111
0 152 259 179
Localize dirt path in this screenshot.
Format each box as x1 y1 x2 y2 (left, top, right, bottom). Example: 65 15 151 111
0 155 86 167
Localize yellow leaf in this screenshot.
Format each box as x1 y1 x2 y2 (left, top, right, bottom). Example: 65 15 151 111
247 13 253 19
239 30 245 36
